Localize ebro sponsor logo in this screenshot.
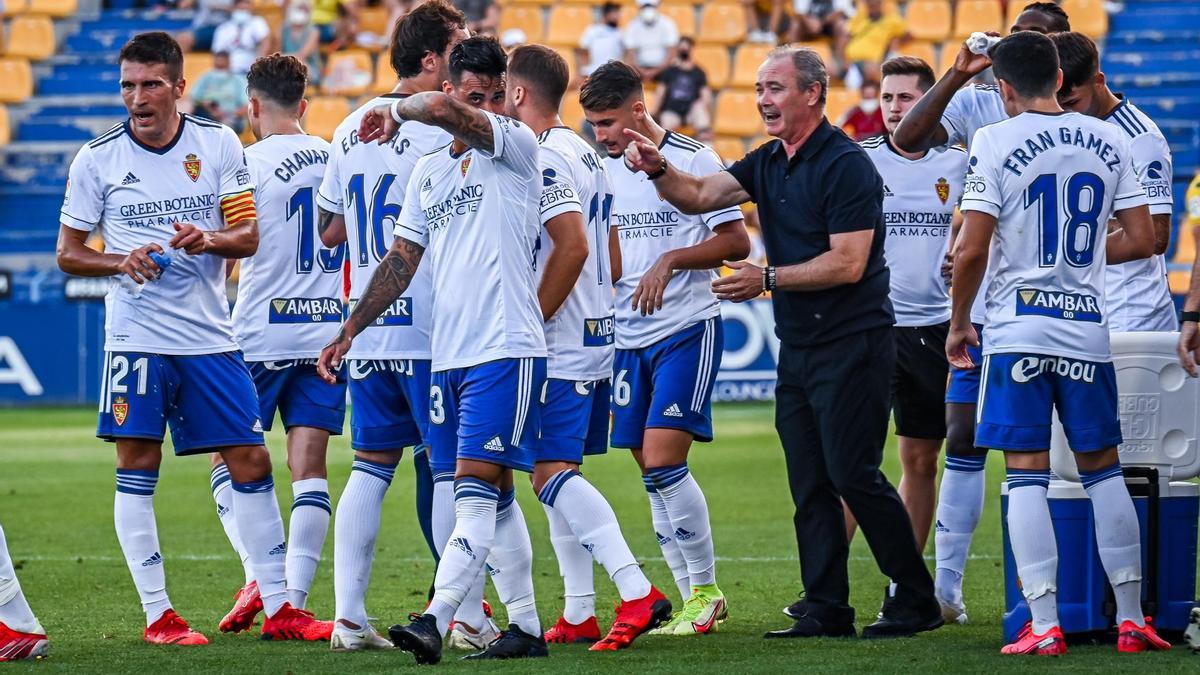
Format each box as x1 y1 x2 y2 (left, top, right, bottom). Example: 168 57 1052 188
1010 356 1097 384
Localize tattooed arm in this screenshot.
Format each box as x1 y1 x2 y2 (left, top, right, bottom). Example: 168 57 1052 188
357 92 495 154
318 206 347 247
316 236 425 383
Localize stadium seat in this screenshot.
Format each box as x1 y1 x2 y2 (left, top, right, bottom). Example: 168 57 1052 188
25 0 74 17
499 4 546 42
697 2 745 46
730 43 773 89
0 104 9 145
712 135 746 163
373 52 395 93
546 6 594 48
792 40 832 67
660 2 698 39
825 86 857 123
714 90 762 137
256 5 283 40
323 50 374 97
1 0 28 15
182 52 214 87
551 46 578 82
894 40 940 72
952 0 1003 42
5 15 55 61
905 0 951 43
0 57 32 103
1061 0 1109 37
358 5 391 37
1004 0 1023 30
561 92 584 132
694 44 731 88
303 96 350 141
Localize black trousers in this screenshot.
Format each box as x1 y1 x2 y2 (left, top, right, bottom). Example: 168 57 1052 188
775 325 934 617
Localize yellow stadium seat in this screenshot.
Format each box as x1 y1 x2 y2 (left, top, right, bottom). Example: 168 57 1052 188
792 40 832 68
1005 0 1023 30
0 104 9 145
359 6 391 36
693 44 731 88
697 2 745 46
0 57 32 103
893 39 940 72
5 15 54 60
373 52 395 94
551 46 579 82
730 44 773 89
1062 0 1109 36
714 90 762 137
660 2 698 39
712 135 745 163
824 86 857 123
1 0 28 16
25 0 74 16
182 51 214 88
952 0 1003 42
499 4 546 42
1172 222 1197 266
546 6 594 47
303 96 350 141
905 0 951 42
561 92 585 131
257 5 283 42
1169 270 1191 296
323 49 374 97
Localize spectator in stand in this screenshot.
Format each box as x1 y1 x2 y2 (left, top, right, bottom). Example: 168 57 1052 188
786 0 852 72
844 0 908 79
654 36 713 141
188 50 249 132
577 2 624 77
311 0 353 43
211 0 270 74
500 28 527 50
327 1 361 50
839 79 885 141
743 0 784 44
176 0 232 52
623 0 679 81
454 0 498 35
280 1 322 87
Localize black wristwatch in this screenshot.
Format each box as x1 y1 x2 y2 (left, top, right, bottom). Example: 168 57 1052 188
762 265 777 292
646 156 669 180
1182 310 1200 323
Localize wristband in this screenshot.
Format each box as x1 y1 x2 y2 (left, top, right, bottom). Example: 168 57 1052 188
764 265 777 292
646 157 669 180
1182 310 1200 323
389 98 406 125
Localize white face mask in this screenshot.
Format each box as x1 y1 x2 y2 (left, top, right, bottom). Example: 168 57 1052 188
859 98 879 114
232 9 252 24
639 6 657 22
287 9 309 25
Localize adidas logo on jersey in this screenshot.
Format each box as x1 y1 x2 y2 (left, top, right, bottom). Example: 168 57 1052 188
882 184 895 198
674 527 696 541
662 403 684 418
449 537 476 560
483 436 505 453
142 551 163 567
268 542 287 556
421 177 432 192
121 172 141 185
216 503 229 517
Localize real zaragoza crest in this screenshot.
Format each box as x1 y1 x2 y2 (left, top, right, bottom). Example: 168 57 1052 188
183 153 201 182
935 177 950 204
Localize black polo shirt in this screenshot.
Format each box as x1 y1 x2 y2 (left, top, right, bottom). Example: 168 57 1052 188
726 119 893 348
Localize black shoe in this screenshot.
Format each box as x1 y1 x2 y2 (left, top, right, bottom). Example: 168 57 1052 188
389 613 443 665
461 624 549 660
766 601 856 639
861 592 943 639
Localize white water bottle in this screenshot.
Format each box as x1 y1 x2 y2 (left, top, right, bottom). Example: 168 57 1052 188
116 251 173 298
966 32 1001 56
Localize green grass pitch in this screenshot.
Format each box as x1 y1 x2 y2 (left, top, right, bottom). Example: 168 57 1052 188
0 404 1196 673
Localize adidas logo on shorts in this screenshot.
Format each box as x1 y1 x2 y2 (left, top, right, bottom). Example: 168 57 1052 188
483 436 505 453
268 542 287 556
450 537 476 560
142 551 163 567
663 403 684 418
121 172 141 185
935 519 949 533
252 419 264 433
656 531 671 545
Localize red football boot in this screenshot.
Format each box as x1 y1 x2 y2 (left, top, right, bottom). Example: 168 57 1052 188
0 621 48 660
219 581 263 633
1000 622 1066 655
144 610 209 646
1117 618 1172 653
544 615 601 644
591 586 673 651
260 603 335 641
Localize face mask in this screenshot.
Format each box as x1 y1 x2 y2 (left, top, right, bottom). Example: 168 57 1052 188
859 98 879 114
639 7 657 23
232 9 252 24
287 9 309 25
678 49 691 60
606 18 619 27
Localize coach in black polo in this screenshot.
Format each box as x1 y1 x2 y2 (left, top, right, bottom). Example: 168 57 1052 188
622 45 941 639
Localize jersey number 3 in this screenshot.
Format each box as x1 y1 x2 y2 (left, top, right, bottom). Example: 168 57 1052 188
1025 172 1106 268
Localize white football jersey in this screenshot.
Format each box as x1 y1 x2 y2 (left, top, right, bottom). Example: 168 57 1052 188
60 115 253 355
607 132 742 349
536 127 616 381
961 111 1148 362
233 134 343 360
395 111 547 371
941 83 1008 150
862 136 967 326
317 94 450 360
1101 98 1176 332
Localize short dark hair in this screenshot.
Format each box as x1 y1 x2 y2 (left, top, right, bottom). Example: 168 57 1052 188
1020 2 1071 32
881 55 935 92
508 44 568 109
389 0 466 80
247 53 309 109
119 31 183 83
990 31 1060 99
601 1 621 13
1050 31 1099 94
448 35 507 85
579 60 643 112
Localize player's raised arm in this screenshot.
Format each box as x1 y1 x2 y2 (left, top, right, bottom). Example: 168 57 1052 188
360 91 498 155
892 39 993 153
622 128 749 214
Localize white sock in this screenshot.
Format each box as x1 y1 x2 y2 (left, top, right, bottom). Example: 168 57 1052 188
541 470 650 603
115 469 171 626
286 477 331 609
0 523 40 633
934 454 986 604
428 479 498 636
231 476 288 617
488 491 540 637
648 464 716 588
430 477 488 629
1006 469 1058 634
333 459 395 628
543 503 595 623
1081 463 1144 627
643 475 690 600
210 464 253 585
